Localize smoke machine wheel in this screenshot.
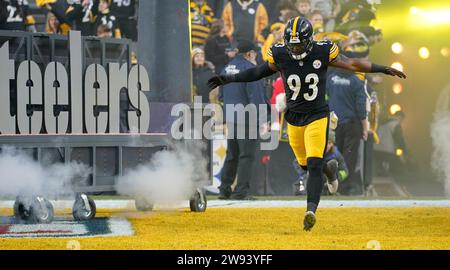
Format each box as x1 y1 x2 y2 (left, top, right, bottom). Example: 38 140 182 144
72 194 97 221
13 196 54 224
189 188 207 212
135 197 154 211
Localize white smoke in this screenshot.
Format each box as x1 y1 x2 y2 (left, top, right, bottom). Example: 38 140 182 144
431 84 450 196
116 140 209 203
0 147 91 198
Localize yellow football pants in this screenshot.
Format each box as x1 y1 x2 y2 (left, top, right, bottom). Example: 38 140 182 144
287 117 329 167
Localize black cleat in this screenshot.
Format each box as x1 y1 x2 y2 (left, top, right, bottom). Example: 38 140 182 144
303 211 316 231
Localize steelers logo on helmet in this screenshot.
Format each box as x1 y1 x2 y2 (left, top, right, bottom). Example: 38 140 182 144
284 17 314 60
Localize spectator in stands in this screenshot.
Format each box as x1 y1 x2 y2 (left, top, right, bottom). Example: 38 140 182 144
260 0 280 24
66 0 99 36
0 0 7 25
109 0 137 40
335 0 377 34
309 10 324 33
222 0 268 45
327 44 369 195
97 0 121 38
279 9 300 24
207 0 227 19
261 22 284 62
192 47 216 104
190 0 214 48
204 19 236 75
310 0 340 32
276 0 298 23
96 23 112 38
295 0 311 19
36 0 72 35
218 40 269 200
359 26 383 46
190 0 215 48
45 12 62 34
0 0 36 32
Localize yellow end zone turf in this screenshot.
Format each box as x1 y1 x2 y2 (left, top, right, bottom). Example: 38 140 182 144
1 207 450 250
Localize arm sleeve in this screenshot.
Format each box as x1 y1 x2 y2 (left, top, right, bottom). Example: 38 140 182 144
229 62 276 82
266 46 276 65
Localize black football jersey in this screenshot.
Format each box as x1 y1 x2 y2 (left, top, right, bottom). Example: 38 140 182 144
109 0 136 19
0 0 28 31
267 41 339 125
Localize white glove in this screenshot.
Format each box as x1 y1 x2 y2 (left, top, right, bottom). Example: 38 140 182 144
275 93 287 113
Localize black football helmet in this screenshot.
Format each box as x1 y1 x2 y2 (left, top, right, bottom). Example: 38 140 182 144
284 16 314 60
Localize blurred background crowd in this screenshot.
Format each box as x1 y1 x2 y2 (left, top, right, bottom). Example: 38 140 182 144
0 0 138 39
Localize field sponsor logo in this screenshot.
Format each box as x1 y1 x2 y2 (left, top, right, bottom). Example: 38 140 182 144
0 217 133 238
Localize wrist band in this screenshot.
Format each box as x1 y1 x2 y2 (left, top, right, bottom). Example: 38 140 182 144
371 63 387 73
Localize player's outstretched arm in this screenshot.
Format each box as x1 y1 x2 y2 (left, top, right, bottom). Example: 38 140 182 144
207 62 278 90
330 54 407 79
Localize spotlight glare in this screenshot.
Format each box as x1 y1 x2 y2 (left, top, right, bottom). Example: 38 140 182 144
392 83 403 94
419 47 430 59
441 47 450 57
391 42 403 54
396 148 404 157
391 62 404 72
410 6 419 15
390 104 402 115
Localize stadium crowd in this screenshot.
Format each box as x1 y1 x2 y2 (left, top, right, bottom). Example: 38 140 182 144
0 0 138 40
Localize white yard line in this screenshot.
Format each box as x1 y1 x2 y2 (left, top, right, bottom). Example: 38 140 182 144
1 200 450 209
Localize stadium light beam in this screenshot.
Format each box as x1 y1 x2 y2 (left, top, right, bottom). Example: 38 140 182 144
390 104 402 115
391 43 403 54
419 47 430 59
441 48 450 57
391 62 404 72
409 7 450 26
393 83 403 95
410 6 419 15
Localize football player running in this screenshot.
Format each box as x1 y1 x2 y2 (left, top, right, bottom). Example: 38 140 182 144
208 16 406 231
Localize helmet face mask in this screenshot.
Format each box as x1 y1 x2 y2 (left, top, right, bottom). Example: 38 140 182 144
284 17 314 60
286 36 313 60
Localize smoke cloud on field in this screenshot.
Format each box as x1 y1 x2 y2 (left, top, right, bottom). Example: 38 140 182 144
0 147 91 198
116 140 209 204
431 85 450 196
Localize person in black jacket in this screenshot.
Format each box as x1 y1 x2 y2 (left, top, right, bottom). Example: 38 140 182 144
0 0 34 31
66 0 99 36
204 19 236 76
218 40 269 201
192 47 217 104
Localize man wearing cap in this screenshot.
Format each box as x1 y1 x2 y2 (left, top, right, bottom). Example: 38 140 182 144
218 39 269 200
